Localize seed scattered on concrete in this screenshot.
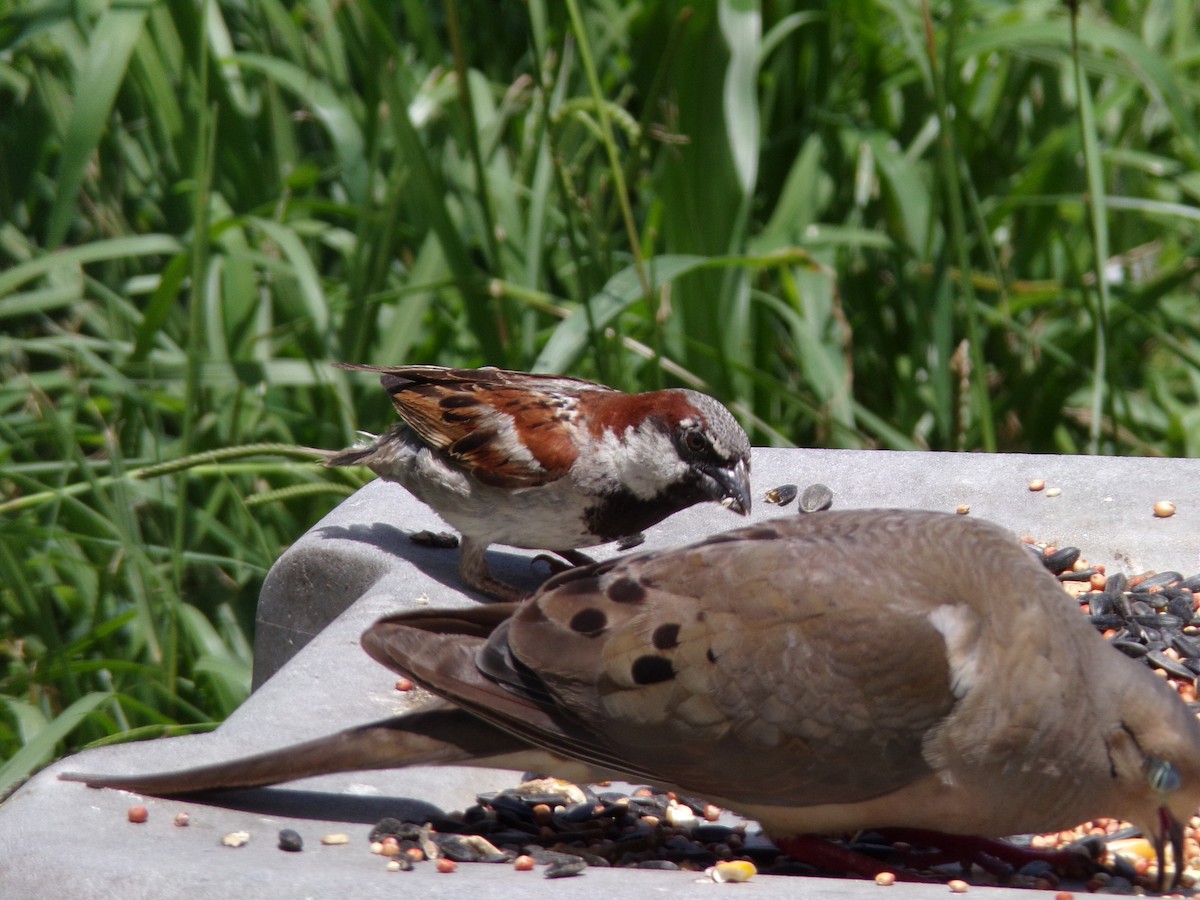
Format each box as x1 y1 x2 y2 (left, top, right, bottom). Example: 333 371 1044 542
666 800 697 828
278 828 303 852
127 805 148 824
395 677 414 691
1154 500 1177 518
948 879 969 893
222 831 250 848
798 483 834 514
708 860 756 883
435 858 457 873
875 871 896 886
765 484 798 507
386 859 402 872
173 811 190 827
955 504 970 515
514 855 535 871
1028 479 1046 492
1045 487 1062 497
320 833 349 845
369 841 384 855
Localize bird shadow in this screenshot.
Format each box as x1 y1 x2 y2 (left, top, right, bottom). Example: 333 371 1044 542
166 785 457 828
312 522 547 600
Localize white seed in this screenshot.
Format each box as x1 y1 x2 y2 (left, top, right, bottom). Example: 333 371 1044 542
320 833 350 845
665 800 697 829
222 831 250 848
1045 487 1062 497
955 504 970 515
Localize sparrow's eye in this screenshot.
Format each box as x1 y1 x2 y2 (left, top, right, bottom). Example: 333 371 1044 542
682 430 707 453
1148 758 1182 795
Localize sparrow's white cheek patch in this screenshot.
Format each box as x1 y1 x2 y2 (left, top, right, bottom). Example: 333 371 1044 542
581 425 687 499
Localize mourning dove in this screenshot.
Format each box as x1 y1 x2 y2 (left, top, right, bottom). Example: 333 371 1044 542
62 510 1200 885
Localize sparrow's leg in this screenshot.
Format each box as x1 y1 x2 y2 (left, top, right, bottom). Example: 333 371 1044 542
530 549 597 578
554 549 597 567
459 537 526 602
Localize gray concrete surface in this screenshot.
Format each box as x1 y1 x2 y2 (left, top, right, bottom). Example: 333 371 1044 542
2 447 1198 898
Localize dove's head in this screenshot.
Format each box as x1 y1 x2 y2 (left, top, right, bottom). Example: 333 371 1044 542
1106 664 1200 890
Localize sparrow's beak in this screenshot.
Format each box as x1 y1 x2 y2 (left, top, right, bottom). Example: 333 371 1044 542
1152 805 1185 891
708 458 752 516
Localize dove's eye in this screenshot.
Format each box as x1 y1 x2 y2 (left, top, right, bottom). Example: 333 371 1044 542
1148 758 1182 795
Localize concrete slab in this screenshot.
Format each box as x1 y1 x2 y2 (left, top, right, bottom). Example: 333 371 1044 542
3 447 1199 898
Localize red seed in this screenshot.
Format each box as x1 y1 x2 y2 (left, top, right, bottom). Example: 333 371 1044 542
394 678 414 691
514 855 535 871
127 805 148 824
436 858 457 873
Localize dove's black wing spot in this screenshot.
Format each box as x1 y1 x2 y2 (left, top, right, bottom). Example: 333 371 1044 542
569 608 608 636
607 577 646 604
631 655 675 685
652 623 681 650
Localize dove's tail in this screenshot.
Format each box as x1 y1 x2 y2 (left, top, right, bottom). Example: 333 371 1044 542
58 705 522 796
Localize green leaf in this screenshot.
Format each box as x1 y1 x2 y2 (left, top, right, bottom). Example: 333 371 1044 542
46 0 155 248
0 692 113 796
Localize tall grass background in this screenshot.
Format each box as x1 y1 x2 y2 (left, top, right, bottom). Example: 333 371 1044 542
2 0 1199 791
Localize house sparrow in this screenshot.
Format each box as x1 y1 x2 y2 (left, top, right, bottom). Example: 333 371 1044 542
323 364 752 600
61 510 1200 888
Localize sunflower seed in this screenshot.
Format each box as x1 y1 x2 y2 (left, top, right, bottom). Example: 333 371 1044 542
765 484 798 507
798 483 834 513
1042 547 1080 575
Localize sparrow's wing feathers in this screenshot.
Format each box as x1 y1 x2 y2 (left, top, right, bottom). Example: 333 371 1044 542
336 363 596 489
363 519 959 807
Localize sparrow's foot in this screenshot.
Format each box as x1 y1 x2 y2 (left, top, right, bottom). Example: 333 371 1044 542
459 537 528 602
554 549 597 568
531 549 597 577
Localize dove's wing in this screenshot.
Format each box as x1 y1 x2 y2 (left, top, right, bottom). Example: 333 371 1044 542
364 513 969 807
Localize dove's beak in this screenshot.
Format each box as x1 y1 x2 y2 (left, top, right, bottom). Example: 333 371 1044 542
709 458 751 516
1152 805 1185 892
